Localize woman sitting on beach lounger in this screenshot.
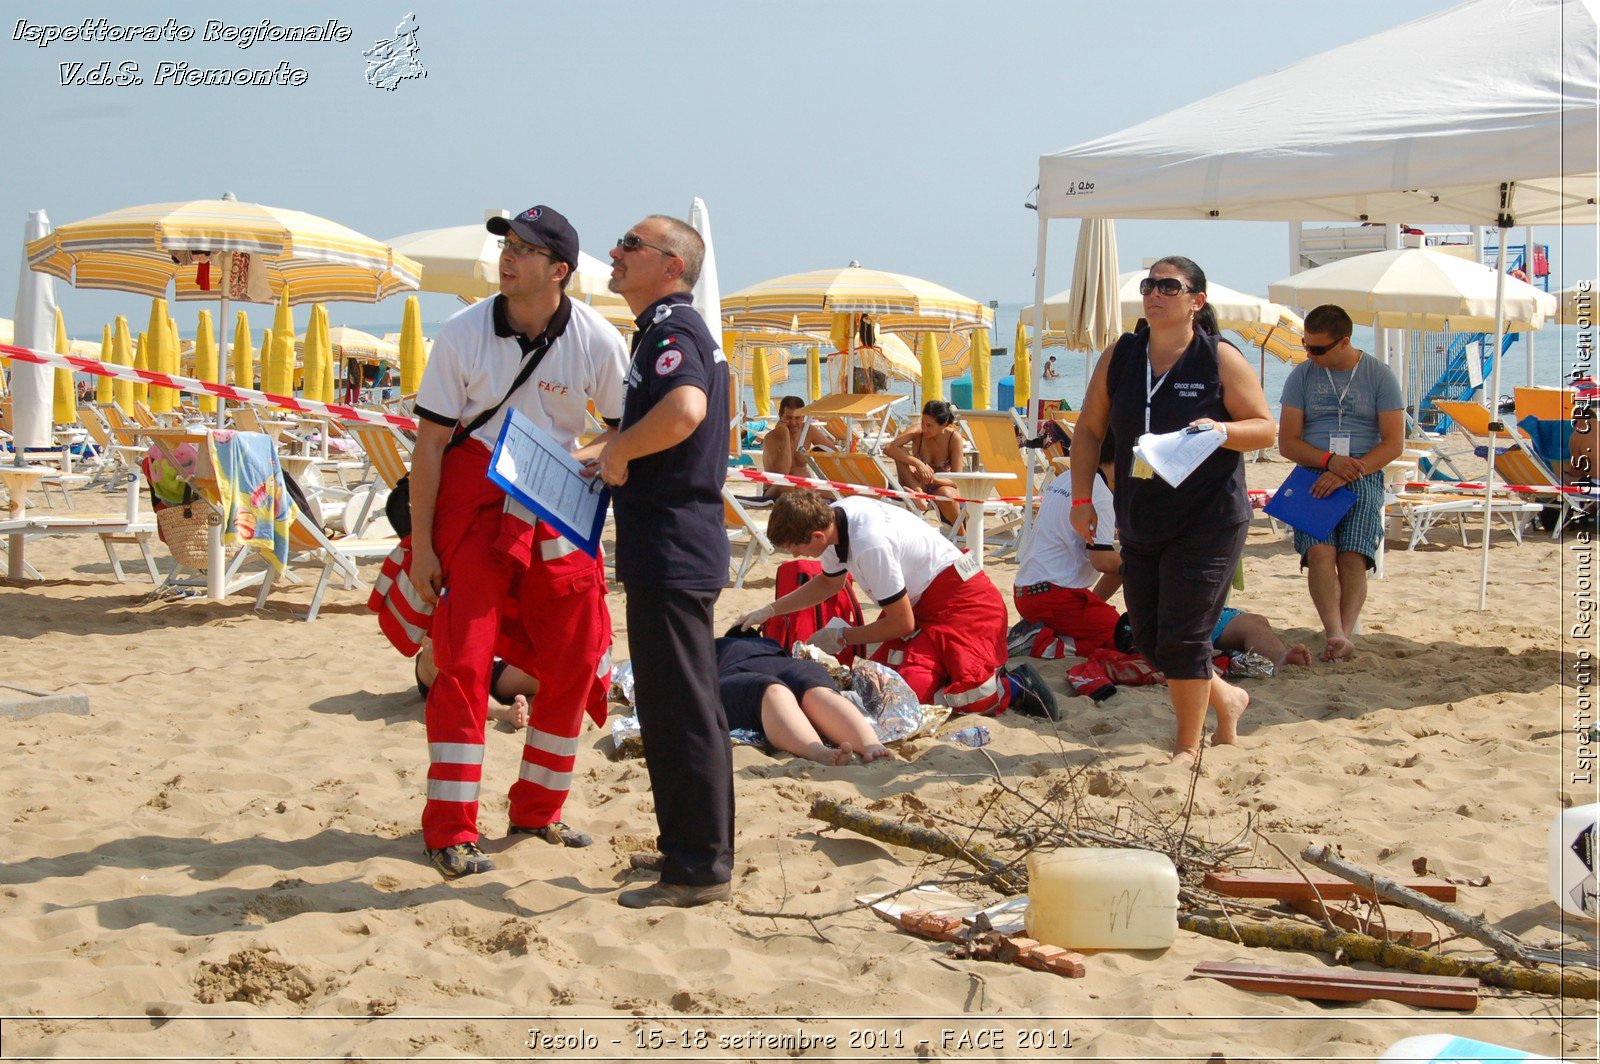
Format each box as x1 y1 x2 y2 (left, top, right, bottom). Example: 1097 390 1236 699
884 399 965 526
716 634 891 764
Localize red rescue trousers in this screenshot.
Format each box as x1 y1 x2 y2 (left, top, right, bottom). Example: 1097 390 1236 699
871 563 1011 714
1013 584 1120 659
423 441 611 850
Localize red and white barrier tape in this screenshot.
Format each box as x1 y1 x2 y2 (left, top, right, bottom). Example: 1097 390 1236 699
728 466 1008 506
1399 479 1595 498
0 342 420 431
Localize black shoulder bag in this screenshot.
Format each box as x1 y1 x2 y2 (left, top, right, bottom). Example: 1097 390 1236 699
385 333 556 539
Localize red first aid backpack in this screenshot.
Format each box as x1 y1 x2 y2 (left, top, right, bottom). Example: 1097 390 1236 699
761 559 865 664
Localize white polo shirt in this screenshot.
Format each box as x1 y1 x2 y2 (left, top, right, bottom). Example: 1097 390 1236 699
415 295 628 450
820 496 963 608
1015 473 1115 590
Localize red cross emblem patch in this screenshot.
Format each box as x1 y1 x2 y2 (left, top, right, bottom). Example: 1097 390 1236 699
655 349 683 375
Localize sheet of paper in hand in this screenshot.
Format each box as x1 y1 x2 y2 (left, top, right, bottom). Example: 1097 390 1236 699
1132 425 1225 488
487 408 609 557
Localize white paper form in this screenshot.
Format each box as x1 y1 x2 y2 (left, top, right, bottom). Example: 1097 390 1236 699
1132 426 1226 488
487 408 608 557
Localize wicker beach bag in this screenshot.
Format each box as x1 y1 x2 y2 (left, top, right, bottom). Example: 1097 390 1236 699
155 495 219 571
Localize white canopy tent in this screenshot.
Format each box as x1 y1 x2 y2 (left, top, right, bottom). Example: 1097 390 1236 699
1030 0 1599 608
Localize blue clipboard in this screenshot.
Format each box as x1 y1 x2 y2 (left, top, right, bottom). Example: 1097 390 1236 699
486 409 610 558
1263 465 1358 540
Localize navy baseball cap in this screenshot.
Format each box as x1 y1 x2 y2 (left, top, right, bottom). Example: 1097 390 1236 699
487 206 579 269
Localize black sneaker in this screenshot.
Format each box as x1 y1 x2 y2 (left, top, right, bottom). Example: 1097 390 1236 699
425 841 494 879
1007 663 1062 722
1006 619 1044 657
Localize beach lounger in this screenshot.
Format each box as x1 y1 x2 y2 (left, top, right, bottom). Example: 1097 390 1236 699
340 422 412 536
954 409 1048 555
724 486 776 589
807 451 908 508
256 505 398 621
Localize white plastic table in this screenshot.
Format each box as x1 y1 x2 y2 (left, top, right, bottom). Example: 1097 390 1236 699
941 471 1017 560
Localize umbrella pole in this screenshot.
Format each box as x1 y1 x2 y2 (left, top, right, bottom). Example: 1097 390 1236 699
1476 225 1510 611
1023 214 1050 548
207 259 231 601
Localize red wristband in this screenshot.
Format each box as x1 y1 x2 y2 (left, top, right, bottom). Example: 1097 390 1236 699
1321 452 1333 470
1072 498 1094 507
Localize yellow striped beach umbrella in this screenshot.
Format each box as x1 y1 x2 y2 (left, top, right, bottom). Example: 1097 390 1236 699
722 265 993 335
96 324 113 403
52 309 74 424
193 310 219 414
300 305 334 404
751 347 774 416
1231 309 1306 365
146 299 177 413
132 332 150 406
259 328 275 394
231 312 254 388
270 293 295 395
918 333 943 402
806 346 822 402
1013 320 1031 413
111 317 133 411
970 328 992 410
399 297 426 394
25 197 421 306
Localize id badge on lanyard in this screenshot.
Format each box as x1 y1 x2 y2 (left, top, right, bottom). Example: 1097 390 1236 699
1132 346 1169 480
1325 358 1360 457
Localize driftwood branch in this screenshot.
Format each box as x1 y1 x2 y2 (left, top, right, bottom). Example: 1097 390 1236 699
1179 915 1597 1000
1301 844 1537 967
810 796 1027 895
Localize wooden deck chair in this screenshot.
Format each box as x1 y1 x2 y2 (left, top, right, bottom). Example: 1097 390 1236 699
1493 442 1592 537
231 406 288 447
256 504 398 621
807 451 907 506
724 486 776 589
140 427 268 599
340 422 412 535
75 404 130 486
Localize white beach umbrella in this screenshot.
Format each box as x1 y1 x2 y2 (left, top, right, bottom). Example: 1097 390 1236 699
387 210 622 304
687 197 722 340
1556 281 1596 325
11 211 57 452
1267 248 1558 331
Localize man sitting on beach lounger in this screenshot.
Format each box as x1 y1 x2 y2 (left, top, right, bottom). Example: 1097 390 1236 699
759 395 838 497
739 490 1059 720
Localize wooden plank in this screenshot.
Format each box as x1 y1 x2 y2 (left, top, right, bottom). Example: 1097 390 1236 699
1204 869 1457 903
1190 961 1477 1011
1287 898 1434 947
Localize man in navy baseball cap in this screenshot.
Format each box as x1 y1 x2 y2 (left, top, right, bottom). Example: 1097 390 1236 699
487 205 579 270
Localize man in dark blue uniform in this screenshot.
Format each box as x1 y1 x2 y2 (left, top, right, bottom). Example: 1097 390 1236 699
596 214 733 908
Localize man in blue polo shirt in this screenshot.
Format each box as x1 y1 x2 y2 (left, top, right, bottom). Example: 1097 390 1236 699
594 214 733 909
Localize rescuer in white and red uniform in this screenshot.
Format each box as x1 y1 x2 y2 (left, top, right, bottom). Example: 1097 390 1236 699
403 205 628 879
741 491 1059 721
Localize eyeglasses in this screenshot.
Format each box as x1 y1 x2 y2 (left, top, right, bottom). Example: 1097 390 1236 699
615 233 677 257
1302 340 1338 356
1138 277 1195 297
498 238 554 260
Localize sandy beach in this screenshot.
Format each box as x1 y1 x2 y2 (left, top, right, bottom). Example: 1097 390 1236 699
1 455 1595 1063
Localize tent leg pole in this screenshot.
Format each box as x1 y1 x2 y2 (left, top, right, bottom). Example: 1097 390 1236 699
1477 225 1509 612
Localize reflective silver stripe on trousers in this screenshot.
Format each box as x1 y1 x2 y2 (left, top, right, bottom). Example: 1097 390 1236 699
379 597 428 648
380 562 431 615
429 742 485 765
595 648 613 679
517 761 574 792
426 778 480 803
523 729 581 758
540 535 580 560
940 673 1002 707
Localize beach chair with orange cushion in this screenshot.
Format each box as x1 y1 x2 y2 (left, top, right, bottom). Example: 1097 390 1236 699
954 408 1053 553
256 502 399 621
807 450 908 508
340 422 412 536
723 486 776 588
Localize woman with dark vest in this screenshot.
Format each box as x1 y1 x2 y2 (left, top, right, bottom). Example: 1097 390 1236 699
1066 257 1276 763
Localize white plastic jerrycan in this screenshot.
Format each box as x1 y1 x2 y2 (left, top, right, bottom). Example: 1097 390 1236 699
1380 1034 1571 1062
1548 803 1599 918
1024 847 1179 950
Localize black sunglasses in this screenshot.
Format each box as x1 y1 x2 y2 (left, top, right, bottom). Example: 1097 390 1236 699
1302 340 1338 356
1138 277 1195 297
615 233 677 257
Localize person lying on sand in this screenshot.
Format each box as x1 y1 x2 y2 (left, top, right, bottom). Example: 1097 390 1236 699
715 634 892 764
414 638 536 729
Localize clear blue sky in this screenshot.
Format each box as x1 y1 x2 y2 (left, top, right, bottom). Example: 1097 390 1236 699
1 0 1588 336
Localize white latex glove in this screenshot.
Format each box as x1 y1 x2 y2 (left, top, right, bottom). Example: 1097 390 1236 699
807 626 848 656
736 604 776 630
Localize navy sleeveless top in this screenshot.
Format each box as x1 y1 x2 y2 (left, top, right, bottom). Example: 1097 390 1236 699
1105 329 1249 543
